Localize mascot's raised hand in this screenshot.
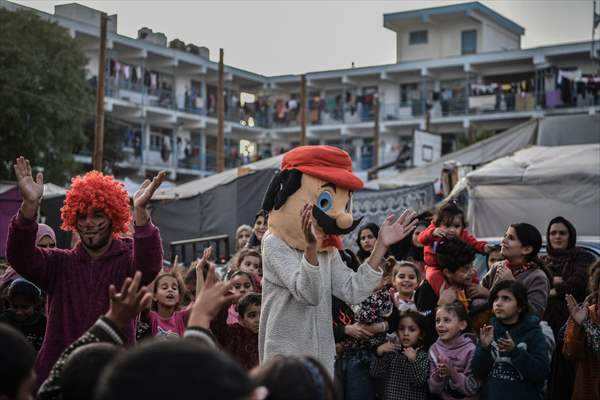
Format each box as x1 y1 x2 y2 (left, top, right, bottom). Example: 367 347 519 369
378 209 419 247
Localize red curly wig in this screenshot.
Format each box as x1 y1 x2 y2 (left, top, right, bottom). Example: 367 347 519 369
60 171 130 238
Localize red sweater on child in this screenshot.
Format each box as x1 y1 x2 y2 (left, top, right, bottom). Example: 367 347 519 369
210 307 259 370
418 223 486 296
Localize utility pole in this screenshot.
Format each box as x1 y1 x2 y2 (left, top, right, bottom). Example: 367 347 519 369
300 74 307 146
372 95 380 179
217 48 225 172
93 13 108 172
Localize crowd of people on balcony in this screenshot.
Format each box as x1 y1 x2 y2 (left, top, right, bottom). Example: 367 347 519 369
102 57 600 130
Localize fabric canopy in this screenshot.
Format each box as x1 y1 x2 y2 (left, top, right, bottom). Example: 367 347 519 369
366 113 600 190
466 144 600 237
366 118 538 189
537 114 600 146
152 155 284 200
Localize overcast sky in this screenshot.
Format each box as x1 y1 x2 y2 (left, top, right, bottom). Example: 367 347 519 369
13 0 597 76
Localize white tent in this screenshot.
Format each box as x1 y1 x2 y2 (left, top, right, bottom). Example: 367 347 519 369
366 114 599 190
365 118 538 189
465 144 600 237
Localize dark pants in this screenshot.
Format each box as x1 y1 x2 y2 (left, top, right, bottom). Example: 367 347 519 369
337 350 376 400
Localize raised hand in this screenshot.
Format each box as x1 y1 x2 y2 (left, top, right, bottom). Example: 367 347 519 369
14 157 44 219
495 265 514 283
376 341 402 356
566 294 590 325
497 331 515 353
438 283 458 305
436 355 449 379
133 170 166 225
188 263 241 329
105 271 152 330
479 324 494 349
198 246 213 267
378 209 418 247
301 203 317 246
133 170 166 209
433 227 447 238
402 346 417 361
466 284 489 300
194 247 213 295
301 203 319 266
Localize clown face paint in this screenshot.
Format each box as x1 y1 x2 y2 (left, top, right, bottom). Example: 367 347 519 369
76 210 112 251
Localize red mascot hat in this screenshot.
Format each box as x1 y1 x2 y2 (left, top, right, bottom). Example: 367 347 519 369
281 145 363 191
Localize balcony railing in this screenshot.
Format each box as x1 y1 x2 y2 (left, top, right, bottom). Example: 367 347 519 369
103 75 600 130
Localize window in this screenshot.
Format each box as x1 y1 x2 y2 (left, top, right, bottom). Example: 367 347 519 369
409 30 428 45
422 145 434 162
150 133 162 151
462 30 477 55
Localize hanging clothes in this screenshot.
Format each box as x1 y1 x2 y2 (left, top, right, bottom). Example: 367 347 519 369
557 69 582 85
324 96 336 113
544 73 556 92
123 65 131 80
150 73 158 89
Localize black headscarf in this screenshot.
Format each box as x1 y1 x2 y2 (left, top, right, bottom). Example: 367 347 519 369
355 223 379 262
546 216 577 254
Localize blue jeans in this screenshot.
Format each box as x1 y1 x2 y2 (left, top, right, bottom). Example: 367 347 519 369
338 350 376 400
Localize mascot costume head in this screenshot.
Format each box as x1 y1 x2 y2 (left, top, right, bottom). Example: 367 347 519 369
262 146 363 252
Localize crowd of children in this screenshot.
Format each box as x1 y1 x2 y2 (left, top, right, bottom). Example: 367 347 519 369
1 170 599 400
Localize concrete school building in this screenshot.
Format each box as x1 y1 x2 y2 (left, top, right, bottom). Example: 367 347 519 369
2 0 599 182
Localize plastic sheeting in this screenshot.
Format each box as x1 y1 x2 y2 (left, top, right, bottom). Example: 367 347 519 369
366 119 538 189
466 144 600 237
152 155 284 200
537 114 600 146
151 168 276 259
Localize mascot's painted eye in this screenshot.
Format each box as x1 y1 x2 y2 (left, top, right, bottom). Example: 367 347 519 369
316 191 333 212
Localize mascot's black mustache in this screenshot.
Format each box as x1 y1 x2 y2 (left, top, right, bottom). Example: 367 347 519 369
312 206 362 235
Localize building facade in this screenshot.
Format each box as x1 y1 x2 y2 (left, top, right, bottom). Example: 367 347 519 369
2 0 599 182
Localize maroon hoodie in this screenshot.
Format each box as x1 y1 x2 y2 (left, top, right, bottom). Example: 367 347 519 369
6 211 163 387
210 306 259 370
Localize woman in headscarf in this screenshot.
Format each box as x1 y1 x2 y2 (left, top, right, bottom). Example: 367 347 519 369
0 224 57 310
543 216 595 400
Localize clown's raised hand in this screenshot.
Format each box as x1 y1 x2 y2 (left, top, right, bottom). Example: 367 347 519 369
378 209 418 247
133 170 167 225
14 156 44 219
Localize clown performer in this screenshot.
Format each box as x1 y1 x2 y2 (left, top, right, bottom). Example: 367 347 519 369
6 156 165 386
259 146 418 376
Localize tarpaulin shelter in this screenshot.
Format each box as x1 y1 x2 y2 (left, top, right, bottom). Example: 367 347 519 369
365 114 599 190
0 183 67 257
151 156 283 259
464 144 600 237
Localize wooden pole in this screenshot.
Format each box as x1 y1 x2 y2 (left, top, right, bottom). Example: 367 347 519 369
299 74 307 146
372 95 380 179
93 13 108 172
217 48 225 172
